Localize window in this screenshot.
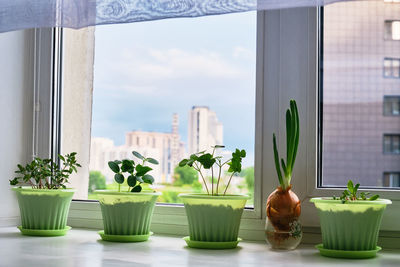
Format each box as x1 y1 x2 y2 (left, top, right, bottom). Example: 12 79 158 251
384 96 400 115
384 58 400 78
383 172 400 187
320 1 400 188
383 134 400 154
83 12 257 205
384 20 400 40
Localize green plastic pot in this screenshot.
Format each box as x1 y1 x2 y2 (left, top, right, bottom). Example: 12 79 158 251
310 198 392 251
96 191 160 238
179 194 248 247
12 187 75 234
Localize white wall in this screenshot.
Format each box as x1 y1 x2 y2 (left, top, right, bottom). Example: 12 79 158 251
0 30 33 226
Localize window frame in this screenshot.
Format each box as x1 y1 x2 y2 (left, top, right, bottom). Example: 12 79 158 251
37 6 400 239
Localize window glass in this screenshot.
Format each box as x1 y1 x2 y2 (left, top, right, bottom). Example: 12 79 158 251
320 1 400 188
86 12 256 205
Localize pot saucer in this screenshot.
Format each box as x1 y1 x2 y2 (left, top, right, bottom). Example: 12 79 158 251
183 236 242 249
17 226 71 236
316 244 382 259
98 231 153 242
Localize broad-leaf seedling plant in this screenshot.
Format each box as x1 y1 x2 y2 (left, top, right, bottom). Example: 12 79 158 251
108 151 158 193
179 145 246 195
333 180 379 203
10 152 81 189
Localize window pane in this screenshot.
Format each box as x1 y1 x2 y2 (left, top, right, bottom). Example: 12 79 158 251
392 21 400 40
320 1 400 188
86 13 256 205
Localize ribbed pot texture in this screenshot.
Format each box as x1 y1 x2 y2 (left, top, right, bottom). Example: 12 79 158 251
13 188 75 230
318 207 385 250
97 192 158 235
180 194 248 242
310 198 391 251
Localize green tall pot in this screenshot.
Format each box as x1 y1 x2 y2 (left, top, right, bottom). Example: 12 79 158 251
96 191 160 242
12 187 75 236
179 193 249 249
310 198 391 254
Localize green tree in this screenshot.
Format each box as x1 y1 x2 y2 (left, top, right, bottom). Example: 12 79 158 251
240 167 254 193
89 171 106 193
173 165 198 185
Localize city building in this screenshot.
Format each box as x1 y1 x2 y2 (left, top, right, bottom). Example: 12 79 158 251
322 1 400 187
90 114 185 184
188 106 224 154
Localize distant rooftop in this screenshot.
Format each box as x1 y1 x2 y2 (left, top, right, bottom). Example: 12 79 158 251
192 106 209 110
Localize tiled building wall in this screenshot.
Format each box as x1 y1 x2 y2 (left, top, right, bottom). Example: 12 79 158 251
322 1 400 187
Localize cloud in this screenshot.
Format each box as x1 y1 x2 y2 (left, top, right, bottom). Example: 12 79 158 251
117 47 244 80
233 46 254 60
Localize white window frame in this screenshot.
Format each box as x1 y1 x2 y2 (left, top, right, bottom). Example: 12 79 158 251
35 7 400 241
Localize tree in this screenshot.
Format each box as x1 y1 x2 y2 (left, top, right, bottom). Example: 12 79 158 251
240 167 254 193
173 165 198 185
88 171 106 193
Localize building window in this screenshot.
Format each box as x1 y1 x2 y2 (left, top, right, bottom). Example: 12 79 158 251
384 96 400 115
383 134 400 154
383 172 400 187
383 58 400 78
384 20 400 40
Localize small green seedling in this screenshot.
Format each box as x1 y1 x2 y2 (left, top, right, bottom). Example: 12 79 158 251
108 151 158 193
333 180 379 203
9 153 81 189
179 145 246 195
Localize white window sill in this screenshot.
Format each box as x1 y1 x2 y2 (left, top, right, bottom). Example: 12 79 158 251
0 227 399 266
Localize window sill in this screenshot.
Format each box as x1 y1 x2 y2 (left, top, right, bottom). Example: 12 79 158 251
0 227 399 266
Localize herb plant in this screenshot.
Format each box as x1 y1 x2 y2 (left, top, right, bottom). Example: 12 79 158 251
9 153 81 189
108 151 158 193
333 180 379 203
179 145 246 195
273 99 299 190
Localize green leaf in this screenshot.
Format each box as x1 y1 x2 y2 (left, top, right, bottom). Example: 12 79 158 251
9 178 19 186
121 159 134 173
127 175 137 187
190 154 199 161
142 174 154 184
347 180 354 193
132 151 144 160
240 149 246 157
179 159 188 167
273 134 284 188
197 153 216 169
108 161 120 173
354 183 360 194
131 185 142 192
58 154 65 161
136 176 144 183
369 195 379 201
114 173 124 184
136 165 152 177
146 157 159 165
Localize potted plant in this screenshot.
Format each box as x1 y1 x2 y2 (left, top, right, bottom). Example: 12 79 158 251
265 99 302 250
96 151 161 242
178 145 248 249
311 180 392 259
10 153 81 236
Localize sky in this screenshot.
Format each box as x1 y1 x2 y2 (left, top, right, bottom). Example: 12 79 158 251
92 11 257 166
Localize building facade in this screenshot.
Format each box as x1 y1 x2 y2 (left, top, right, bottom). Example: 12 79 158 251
188 106 223 154
322 1 400 187
90 114 185 184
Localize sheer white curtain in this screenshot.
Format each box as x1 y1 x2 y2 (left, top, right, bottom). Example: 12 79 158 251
0 0 370 33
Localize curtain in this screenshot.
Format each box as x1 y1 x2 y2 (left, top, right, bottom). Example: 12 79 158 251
0 0 370 33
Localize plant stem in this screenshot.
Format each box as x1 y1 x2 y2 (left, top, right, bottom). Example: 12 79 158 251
118 183 121 193
223 172 235 195
194 162 209 195
211 167 214 195
216 161 222 195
